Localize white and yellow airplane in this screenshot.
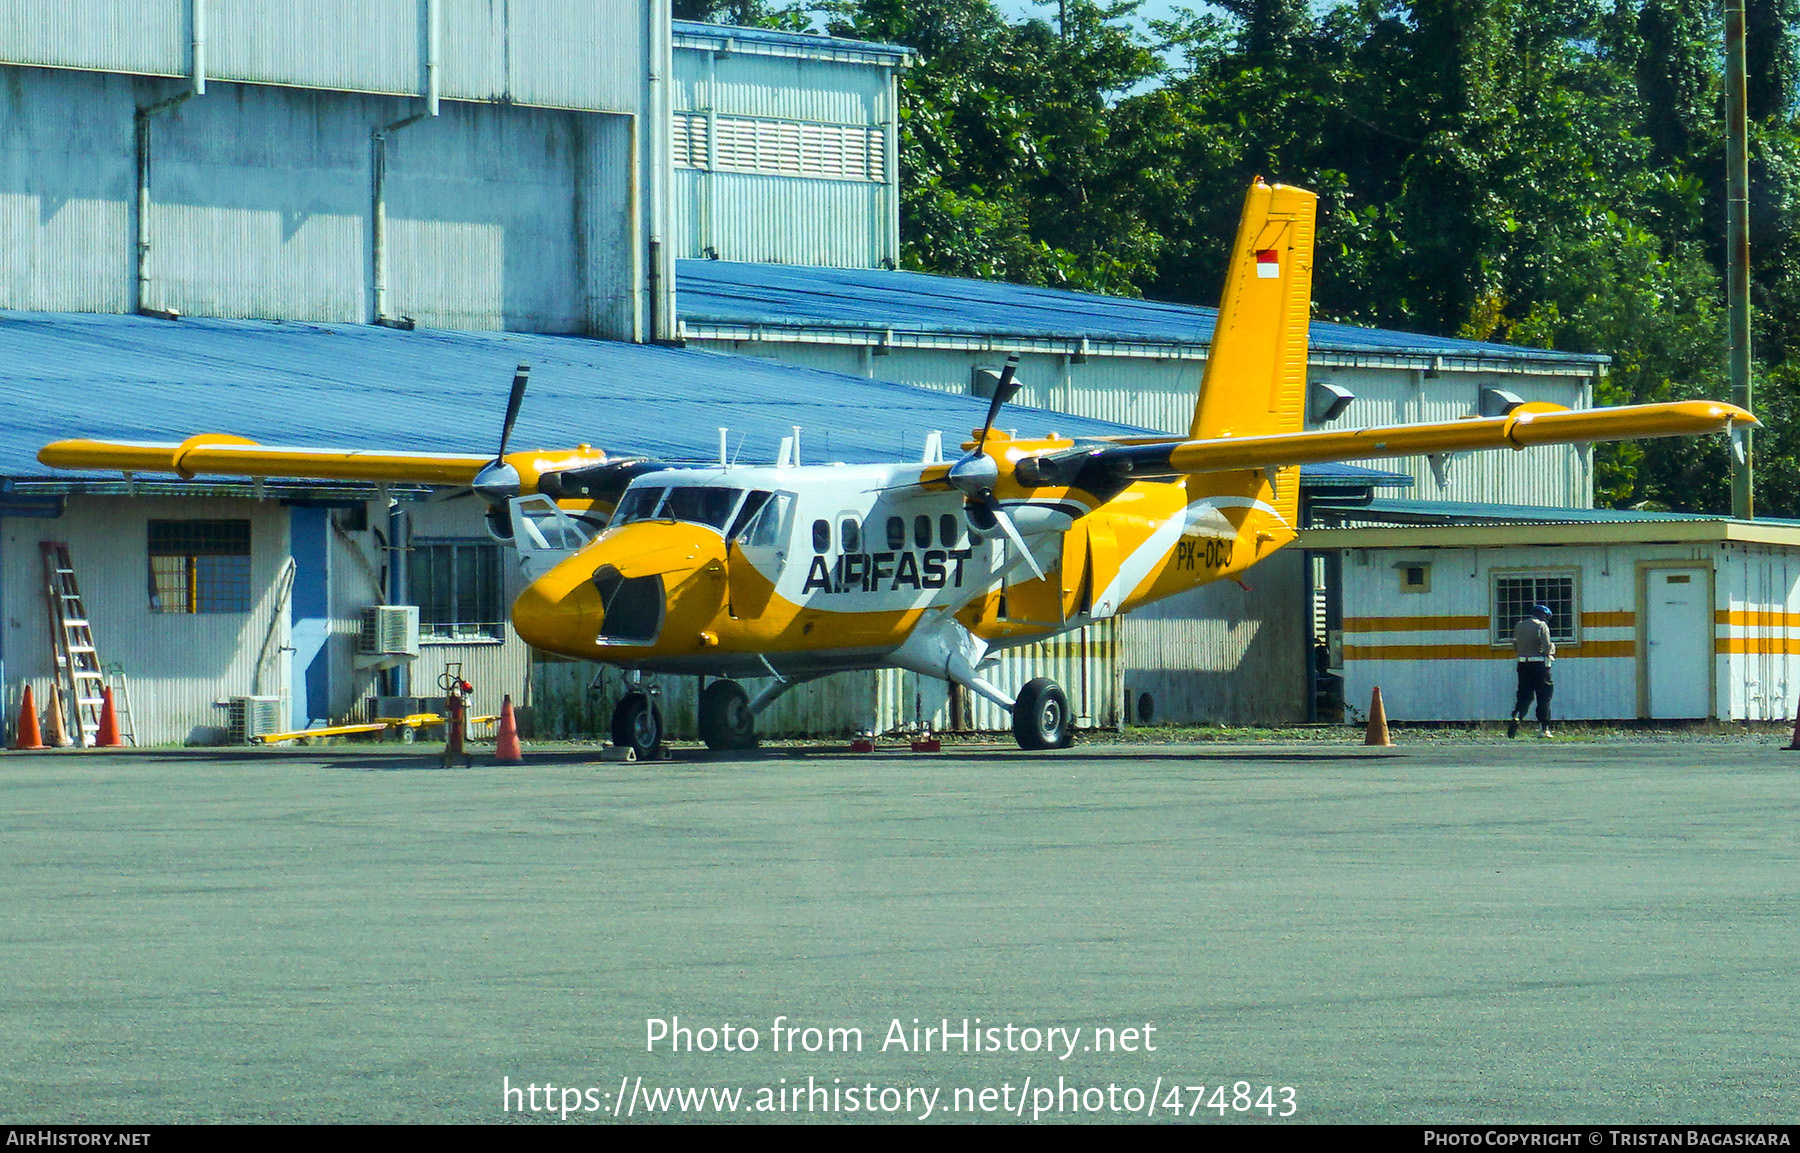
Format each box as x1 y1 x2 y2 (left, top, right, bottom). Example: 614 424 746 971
39 181 1756 753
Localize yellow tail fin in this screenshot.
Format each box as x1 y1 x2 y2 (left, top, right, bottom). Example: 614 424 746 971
1187 180 1316 529
1190 180 1316 442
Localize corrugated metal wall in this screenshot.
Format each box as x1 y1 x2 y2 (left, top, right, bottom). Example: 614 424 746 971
1 495 291 746
0 65 638 336
0 67 137 313
0 0 649 113
671 37 897 268
674 169 891 267
1716 543 1800 720
676 48 893 125
1120 550 1308 725
1320 367 1590 508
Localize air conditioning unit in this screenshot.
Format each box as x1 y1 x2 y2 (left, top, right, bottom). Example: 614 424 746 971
359 605 420 657
227 696 283 744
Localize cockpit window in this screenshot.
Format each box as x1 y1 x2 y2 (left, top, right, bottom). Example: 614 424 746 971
726 491 774 541
663 486 740 530
611 486 667 525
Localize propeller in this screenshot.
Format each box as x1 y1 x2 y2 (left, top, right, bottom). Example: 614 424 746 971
470 363 531 506
945 355 1046 582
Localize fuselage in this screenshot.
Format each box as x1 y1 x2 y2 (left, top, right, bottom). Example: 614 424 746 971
509 439 1298 679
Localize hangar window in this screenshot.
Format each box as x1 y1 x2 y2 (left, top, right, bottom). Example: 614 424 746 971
1491 572 1578 646
148 520 252 613
410 541 504 642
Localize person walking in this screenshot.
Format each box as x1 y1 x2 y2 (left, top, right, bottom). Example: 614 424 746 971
1508 603 1555 738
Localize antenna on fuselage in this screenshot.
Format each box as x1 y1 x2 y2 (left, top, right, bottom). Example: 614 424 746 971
777 427 802 468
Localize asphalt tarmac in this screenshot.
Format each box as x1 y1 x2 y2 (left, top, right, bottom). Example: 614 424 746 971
2 739 1796 1124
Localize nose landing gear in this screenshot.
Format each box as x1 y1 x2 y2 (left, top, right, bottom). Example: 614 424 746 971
609 680 664 760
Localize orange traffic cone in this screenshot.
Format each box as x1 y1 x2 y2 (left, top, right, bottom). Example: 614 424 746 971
494 694 522 763
1364 686 1392 747
96 687 123 748
12 685 44 750
43 682 73 748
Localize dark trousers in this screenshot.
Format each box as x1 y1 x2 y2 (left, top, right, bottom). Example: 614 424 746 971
1513 661 1553 724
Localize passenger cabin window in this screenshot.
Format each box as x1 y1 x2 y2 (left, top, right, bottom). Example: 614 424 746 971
812 519 831 553
840 518 862 553
886 516 906 550
914 515 932 549
940 514 960 548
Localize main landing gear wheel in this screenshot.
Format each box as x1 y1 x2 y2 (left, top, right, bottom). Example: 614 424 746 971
1011 677 1073 750
610 693 663 759
698 679 758 751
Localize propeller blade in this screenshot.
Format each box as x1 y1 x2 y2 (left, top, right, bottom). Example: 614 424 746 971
975 354 1021 454
496 363 531 463
975 493 1046 582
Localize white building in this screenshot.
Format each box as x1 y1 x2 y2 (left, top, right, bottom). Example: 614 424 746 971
1300 513 1800 722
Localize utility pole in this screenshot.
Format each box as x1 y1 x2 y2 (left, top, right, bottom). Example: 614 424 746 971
1725 0 1754 519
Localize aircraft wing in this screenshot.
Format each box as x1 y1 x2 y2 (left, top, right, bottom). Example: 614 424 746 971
1015 401 1756 488
37 435 610 487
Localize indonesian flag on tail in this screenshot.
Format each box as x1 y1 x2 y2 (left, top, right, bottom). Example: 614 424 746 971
1255 250 1280 278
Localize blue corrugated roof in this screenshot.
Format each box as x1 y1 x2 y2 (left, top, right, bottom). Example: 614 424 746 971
676 260 1608 366
0 312 1167 480
0 311 1404 494
672 21 912 62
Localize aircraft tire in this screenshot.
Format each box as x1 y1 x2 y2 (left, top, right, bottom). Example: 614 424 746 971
611 693 663 758
699 679 758 751
1011 677 1072 750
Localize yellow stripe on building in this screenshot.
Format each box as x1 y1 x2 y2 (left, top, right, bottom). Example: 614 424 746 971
1344 640 1636 661
1715 636 1800 655
1715 609 1800 629
1343 615 1488 633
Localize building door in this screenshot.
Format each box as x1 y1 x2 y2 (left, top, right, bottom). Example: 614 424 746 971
1643 567 1712 718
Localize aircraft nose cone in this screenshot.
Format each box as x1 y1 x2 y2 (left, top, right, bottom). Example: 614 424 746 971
511 569 600 657
508 521 727 660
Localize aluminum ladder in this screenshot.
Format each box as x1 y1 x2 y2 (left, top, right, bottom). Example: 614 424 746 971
40 542 106 747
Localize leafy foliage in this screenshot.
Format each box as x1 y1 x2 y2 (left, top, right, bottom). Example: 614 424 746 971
787 0 1800 512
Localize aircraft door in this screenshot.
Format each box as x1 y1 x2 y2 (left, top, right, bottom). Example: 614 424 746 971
726 490 793 620
1002 536 1066 624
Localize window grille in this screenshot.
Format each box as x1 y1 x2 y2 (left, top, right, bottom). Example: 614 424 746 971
1491 573 1578 645
409 541 504 641
148 520 251 613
